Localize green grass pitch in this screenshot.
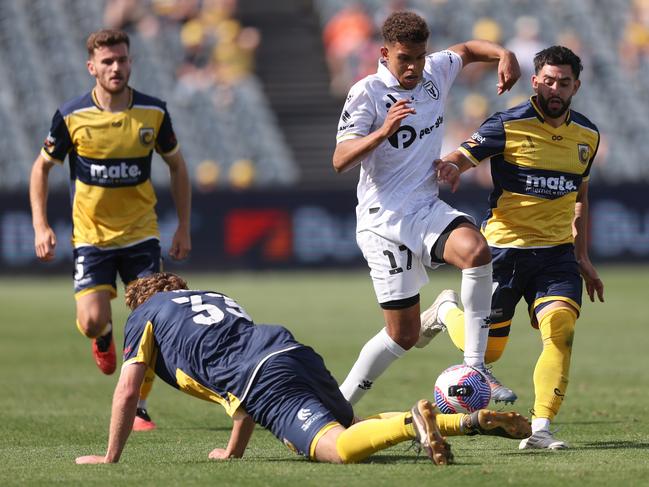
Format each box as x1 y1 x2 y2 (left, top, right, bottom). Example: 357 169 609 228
1 266 647 486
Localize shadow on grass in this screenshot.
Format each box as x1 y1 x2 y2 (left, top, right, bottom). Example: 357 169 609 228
581 441 649 450
359 454 429 464
168 426 233 432
508 440 649 454
558 421 625 425
232 454 426 464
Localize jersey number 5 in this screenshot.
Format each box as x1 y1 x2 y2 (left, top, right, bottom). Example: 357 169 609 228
171 293 251 325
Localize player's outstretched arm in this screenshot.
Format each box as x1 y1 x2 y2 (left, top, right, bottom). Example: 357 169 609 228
163 150 192 260
29 154 57 261
448 40 520 95
574 182 604 303
333 99 415 173
209 409 255 460
434 150 475 193
75 363 146 464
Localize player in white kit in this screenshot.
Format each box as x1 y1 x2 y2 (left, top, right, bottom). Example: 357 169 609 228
333 11 520 405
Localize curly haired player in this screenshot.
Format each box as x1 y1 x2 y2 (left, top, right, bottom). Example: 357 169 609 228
76 272 530 465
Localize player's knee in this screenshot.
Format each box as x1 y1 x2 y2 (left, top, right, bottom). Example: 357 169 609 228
326 454 345 464
315 427 345 463
539 307 576 344
467 238 491 267
390 329 419 350
76 315 108 338
450 234 491 268
384 314 421 350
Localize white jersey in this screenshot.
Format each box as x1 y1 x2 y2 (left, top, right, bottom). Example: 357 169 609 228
336 50 463 232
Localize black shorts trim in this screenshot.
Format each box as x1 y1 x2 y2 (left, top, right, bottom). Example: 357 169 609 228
488 324 511 337
430 216 476 264
380 294 420 310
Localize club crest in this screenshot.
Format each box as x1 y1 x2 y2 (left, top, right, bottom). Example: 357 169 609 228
139 127 154 146
577 143 590 165
423 80 439 100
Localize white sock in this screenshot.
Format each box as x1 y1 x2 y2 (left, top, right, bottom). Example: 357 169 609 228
101 322 112 337
137 399 148 410
532 418 550 433
460 262 492 368
339 328 406 405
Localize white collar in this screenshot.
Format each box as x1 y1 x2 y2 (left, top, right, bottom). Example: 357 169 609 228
377 58 412 89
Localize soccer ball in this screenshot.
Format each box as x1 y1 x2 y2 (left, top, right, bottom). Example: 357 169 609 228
433 364 491 413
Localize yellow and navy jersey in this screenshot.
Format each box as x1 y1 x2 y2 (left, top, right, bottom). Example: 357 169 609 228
122 290 302 417
40 88 179 248
459 96 599 248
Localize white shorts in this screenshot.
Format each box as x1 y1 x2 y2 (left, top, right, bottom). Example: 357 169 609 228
356 199 472 305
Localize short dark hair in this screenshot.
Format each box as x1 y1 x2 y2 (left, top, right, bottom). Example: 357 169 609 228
534 45 583 79
86 29 130 57
382 11 429 45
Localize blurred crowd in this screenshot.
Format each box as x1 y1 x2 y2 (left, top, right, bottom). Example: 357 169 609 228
619 0 649 73
104 0 260 91
103 0 263 190
319 0 649 187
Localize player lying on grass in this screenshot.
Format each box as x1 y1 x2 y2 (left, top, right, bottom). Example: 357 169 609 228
75 273 531 465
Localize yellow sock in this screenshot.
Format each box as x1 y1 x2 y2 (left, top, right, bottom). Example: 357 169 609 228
444 308 466 351
443 309 510 365
367 410 468 436
336 412 412 463
436 413 465 436
364 412 402 420
139 366 156 401
533 307 577 420
484 321 511 364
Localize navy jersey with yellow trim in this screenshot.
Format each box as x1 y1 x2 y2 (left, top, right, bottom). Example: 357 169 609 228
41 88 179 248
459 97 599 248
122 290 301 417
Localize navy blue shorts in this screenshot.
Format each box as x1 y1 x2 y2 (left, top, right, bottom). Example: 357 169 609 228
244 346 353 459
72 239 162 298
489 244 582 325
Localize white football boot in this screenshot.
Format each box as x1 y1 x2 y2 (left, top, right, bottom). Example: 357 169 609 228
416 290 459 348
519 430 568 450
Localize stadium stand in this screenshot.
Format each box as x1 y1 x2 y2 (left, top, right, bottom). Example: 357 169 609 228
0 0 647 189
313 0 649 185
0 0 297 190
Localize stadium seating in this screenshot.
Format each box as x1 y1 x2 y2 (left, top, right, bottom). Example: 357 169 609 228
313 0 649 184
0 0 298 189
0 0 647 188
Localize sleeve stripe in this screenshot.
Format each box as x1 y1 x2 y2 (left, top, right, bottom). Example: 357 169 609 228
458 146 480 166
159 143 180 157
336 133 364 142
40 148 64 164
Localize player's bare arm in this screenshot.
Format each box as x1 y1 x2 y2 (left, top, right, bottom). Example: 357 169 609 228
573 182 604 303
208 410 256 460
163 150 192 260
434 150 475 193
29 154 57 261
448 40 520 95
75 363 146 464
333 99 415 173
